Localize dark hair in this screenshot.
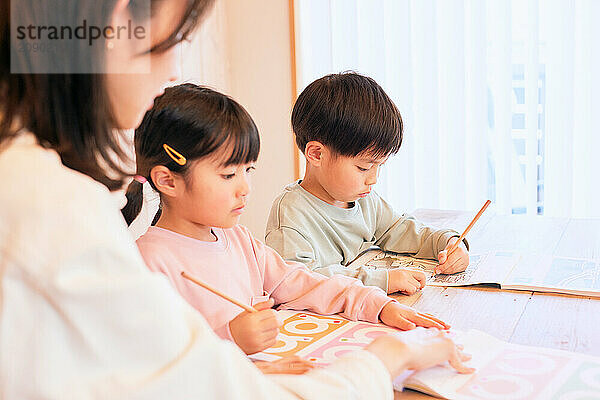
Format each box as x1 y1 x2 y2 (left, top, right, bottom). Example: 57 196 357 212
292 72 403 159
0 0 214 191
121 83 260 225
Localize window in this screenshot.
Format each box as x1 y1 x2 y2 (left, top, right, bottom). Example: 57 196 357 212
294 0 600 217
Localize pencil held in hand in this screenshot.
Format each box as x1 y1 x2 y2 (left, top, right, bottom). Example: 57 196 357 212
436 200 491 275
181 271 257 313
448 200 491 254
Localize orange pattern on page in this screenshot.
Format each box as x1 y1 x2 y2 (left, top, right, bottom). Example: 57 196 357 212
262 313 349 358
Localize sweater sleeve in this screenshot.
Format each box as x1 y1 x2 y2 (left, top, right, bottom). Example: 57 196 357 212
373 194 464 259
255 235 393 323
266 225 390 291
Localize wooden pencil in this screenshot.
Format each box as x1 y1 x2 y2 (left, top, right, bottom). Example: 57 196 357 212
448 199 492 254
181 271 257 313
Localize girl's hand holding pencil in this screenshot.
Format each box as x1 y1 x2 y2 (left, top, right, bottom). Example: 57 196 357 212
180 271 282 355
229 298 282 355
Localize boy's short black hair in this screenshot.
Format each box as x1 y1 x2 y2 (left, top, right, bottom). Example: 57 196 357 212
291 72 403 159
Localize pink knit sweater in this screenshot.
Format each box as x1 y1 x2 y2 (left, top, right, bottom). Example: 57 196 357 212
137 225 393 341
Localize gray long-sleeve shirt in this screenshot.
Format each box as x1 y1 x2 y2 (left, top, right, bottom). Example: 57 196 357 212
265 181 460 291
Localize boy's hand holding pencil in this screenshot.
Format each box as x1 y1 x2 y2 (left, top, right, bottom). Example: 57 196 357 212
436 200 491 275
436 237 470 275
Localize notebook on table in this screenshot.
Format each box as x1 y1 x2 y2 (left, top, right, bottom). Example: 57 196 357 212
252 310 600 399
351 249 600 298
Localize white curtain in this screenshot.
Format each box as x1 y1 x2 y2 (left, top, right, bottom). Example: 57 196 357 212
294 0 600 218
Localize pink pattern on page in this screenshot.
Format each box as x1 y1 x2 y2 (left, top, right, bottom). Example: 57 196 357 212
456 350 571 399
302 322 399 365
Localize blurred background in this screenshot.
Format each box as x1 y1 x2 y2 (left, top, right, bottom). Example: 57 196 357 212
132 0 600 239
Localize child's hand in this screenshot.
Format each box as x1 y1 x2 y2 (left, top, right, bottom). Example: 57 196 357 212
229 298 281 355
387 268 427 295
254 356 316 375
379 301 450 330
436 237 469 274
365 327 475 378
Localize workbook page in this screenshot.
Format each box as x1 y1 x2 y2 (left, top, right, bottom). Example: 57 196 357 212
362 251 520 287
253 311 600 398
251 310 400 363
503 254 600 296
403 329 600 399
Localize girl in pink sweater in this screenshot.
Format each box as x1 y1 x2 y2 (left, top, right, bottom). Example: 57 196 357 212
123 84 454 360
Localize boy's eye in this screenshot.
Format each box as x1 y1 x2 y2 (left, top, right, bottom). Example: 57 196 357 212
222 173 235 180
246 166 256 173
357 166 369 172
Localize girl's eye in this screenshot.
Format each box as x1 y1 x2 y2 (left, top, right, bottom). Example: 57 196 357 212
246 166 256 173
357 166 368 172
222 173 235 180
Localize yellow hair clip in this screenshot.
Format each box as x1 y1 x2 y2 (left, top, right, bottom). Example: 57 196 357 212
163 144 187 166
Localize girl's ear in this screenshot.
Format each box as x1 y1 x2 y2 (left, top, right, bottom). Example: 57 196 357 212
304 141 326 167
150 166 179 197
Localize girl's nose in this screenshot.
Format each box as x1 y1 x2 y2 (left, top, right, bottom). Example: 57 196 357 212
238 176 250 197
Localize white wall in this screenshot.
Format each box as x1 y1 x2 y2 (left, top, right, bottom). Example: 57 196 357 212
181 0 297 239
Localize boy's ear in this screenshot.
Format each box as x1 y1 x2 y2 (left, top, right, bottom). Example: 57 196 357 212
304 141 325 166
150 166 179 197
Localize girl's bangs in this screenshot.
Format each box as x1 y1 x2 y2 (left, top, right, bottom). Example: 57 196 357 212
221 124 260 166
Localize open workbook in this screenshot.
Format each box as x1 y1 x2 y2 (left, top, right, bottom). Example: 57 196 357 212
252 310 600 399
350 249 600 297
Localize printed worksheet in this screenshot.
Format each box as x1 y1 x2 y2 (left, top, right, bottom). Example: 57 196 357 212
357 249 600 297
361 250 520 287
253 311 600 399
403 329 600 399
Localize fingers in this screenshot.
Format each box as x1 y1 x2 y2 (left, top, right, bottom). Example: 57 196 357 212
400 280 419 295
408 276 424 290
448 350 476 374
409 313 446 329
439 256 468 274
253 298 275 311
438 256 461 274
256 321 280 349
389 314 417 331
260 331 279 348
419 312 451 329
437 250 447 264
391 269 427 294
438 332 475 374
257 357 316 375
412 271 427 288
285 356 317 374
256 311 282 335
436 250 469 274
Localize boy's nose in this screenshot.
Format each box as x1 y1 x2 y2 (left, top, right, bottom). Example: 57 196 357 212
365 171 378 185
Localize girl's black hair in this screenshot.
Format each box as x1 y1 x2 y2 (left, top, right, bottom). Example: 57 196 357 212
292 71 403 159
0 0 214 191
121 83 260 226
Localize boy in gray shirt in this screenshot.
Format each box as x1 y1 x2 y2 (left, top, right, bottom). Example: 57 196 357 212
266 72 469 294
